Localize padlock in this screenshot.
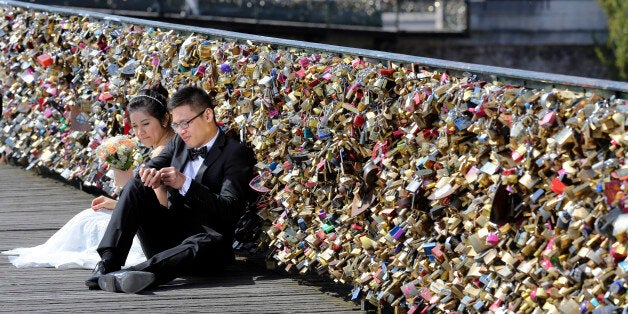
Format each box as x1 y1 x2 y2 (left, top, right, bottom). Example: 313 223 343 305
36 53 53 67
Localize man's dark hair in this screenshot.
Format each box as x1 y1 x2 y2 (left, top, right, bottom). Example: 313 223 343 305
168 86 214 113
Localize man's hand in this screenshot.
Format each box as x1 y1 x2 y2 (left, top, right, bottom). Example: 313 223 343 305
159 166 186 190
91 195 118 211
139 166 163 189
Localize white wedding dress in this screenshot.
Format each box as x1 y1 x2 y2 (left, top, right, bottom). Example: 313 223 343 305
2 208 146 269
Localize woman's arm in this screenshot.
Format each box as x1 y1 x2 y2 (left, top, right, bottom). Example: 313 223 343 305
113 168 135 188
91 195 118 211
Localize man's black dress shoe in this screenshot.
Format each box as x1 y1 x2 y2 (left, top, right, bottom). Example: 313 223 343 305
98 270 156 294
85 260 120 290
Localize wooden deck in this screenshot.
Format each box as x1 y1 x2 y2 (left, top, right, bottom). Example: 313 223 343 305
0 164 363 313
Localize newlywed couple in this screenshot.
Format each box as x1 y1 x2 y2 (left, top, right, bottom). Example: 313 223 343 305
3 84 256 294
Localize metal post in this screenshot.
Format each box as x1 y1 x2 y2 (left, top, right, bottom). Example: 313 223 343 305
435 0 444 30
395 0 400 31
185 0 200 15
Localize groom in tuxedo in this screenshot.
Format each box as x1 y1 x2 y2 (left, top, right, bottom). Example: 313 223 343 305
85 86 255 293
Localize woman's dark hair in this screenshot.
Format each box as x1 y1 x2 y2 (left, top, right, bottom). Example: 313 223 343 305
128 82 170 126
167 86 214 113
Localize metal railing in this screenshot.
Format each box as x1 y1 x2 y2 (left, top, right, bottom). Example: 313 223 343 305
1 0 627 97
15 0 469 32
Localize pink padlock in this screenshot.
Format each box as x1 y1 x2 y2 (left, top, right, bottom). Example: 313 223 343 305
486 233 499 246
195 65 206 76
98 93 113 102
530 288 537 301
540 111 556 126
414 92 423 104
46 87 57 96
298 58 310 68
392 129 405 137
405 102 415 112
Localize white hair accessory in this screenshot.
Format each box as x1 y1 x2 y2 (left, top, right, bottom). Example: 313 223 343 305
131 94 165 107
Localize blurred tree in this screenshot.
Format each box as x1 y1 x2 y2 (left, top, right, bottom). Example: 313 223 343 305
596 0 628 81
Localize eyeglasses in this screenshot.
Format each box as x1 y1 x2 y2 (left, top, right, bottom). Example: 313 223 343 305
171 110 204 131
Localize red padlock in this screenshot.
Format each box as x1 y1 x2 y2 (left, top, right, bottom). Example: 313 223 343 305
551 177 567 194
37 53 53 67
353 114 365 127
123 109 131 135
350 223 363 231
308 78 320 88
379 68 394 76
355 88 363 99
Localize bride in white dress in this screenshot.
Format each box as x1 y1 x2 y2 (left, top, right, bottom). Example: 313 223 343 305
3 83 175 270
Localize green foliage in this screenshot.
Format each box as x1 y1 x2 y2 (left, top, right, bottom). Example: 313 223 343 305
596 0 628 81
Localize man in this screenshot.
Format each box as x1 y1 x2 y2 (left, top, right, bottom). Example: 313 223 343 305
85 86 255 293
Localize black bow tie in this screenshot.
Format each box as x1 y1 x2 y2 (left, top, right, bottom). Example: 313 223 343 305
188 146 208 160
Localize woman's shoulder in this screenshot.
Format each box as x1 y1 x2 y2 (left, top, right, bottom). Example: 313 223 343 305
150 147 163 159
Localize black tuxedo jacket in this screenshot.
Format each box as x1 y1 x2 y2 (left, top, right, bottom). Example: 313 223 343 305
144 130 255 240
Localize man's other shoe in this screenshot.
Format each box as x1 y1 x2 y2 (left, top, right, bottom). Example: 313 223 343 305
85 260 120 290
98 270 155 294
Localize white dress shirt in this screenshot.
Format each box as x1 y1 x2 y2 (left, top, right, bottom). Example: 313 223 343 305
178 133 218 196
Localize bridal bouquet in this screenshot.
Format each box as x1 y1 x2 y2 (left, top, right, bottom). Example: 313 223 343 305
96 135 139 171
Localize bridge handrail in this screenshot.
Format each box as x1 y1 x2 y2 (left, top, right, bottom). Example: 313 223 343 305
2 0 626 98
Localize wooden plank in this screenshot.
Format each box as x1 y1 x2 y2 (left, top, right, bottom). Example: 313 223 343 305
0 164 361 312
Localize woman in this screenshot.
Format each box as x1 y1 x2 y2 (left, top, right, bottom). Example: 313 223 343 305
2 83 175 269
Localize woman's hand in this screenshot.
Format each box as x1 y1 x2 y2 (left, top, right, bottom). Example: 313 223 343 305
159 166 186 190
91 195 117 211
